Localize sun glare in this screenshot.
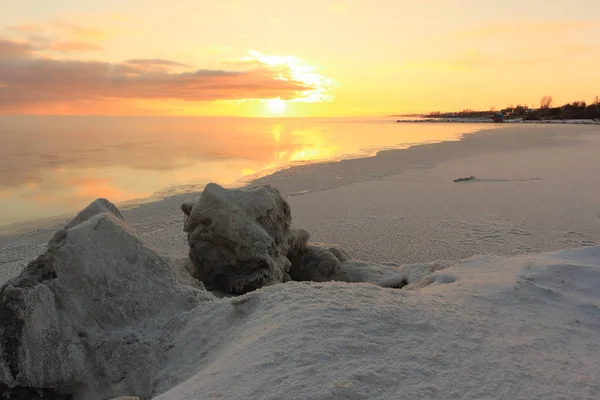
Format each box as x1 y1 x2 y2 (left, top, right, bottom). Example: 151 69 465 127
266 98 287 115
244 50 334 104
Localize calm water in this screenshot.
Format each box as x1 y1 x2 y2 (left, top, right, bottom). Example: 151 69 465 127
0 116 495 227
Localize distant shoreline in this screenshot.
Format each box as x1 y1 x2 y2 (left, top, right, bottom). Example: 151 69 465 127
393 117 600 125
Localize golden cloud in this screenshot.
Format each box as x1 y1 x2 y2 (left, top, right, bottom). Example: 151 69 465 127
0 37 333 113
52 22 109 40
46 40 103 52
239 50 334 102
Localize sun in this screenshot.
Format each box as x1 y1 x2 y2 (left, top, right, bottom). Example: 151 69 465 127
266 98 287 115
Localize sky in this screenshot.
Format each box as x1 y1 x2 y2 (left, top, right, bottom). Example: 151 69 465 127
0 0 599 117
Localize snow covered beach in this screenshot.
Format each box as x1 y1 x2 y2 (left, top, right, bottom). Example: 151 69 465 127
1 124 600 399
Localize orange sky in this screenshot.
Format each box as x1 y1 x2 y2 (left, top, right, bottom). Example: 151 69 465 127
1 0 599 116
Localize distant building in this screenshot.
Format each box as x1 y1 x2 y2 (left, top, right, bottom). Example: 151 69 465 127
492 112 504 123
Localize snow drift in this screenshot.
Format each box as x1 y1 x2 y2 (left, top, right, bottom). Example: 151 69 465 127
154 246 600 400
0 199 212 399
0 186 406 399
1 186 600 399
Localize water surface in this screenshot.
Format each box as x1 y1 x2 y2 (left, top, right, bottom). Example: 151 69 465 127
0 116 496 227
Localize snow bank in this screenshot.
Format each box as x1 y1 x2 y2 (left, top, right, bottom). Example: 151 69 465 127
156 246 600 400
0 199 212 399
2 192 599 399
0 190 411 399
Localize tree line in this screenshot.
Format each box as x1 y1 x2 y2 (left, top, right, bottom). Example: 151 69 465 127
424 96 600 120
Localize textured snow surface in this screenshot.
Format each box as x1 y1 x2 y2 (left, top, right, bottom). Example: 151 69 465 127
155 247 600 400
2 199 599 399
0 200 211 399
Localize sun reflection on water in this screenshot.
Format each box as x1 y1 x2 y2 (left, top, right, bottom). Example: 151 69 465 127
0 116 497 227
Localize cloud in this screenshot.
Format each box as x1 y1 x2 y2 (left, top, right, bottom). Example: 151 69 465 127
123 59 190 70
0 22 108 57
0 38 331 113
0 39 34 58
1 35 101 56
0 18 333 113
4 21 111 56
52 22 109 40
47 40 103 52
239 50 334 102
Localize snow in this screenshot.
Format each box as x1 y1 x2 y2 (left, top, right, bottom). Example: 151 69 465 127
0 200 211 399
4 205 598 399
155 247 600 400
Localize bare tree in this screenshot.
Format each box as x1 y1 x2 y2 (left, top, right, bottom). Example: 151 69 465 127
594 95 600 105
540 96 553 109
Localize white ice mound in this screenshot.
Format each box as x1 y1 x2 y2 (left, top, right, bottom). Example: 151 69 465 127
0 199 211 400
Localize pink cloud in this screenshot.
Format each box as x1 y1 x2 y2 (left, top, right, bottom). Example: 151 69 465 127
123 59 190 70
0 39 34 58
47 40 103 52
0 37 318 112
51 22 108 40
